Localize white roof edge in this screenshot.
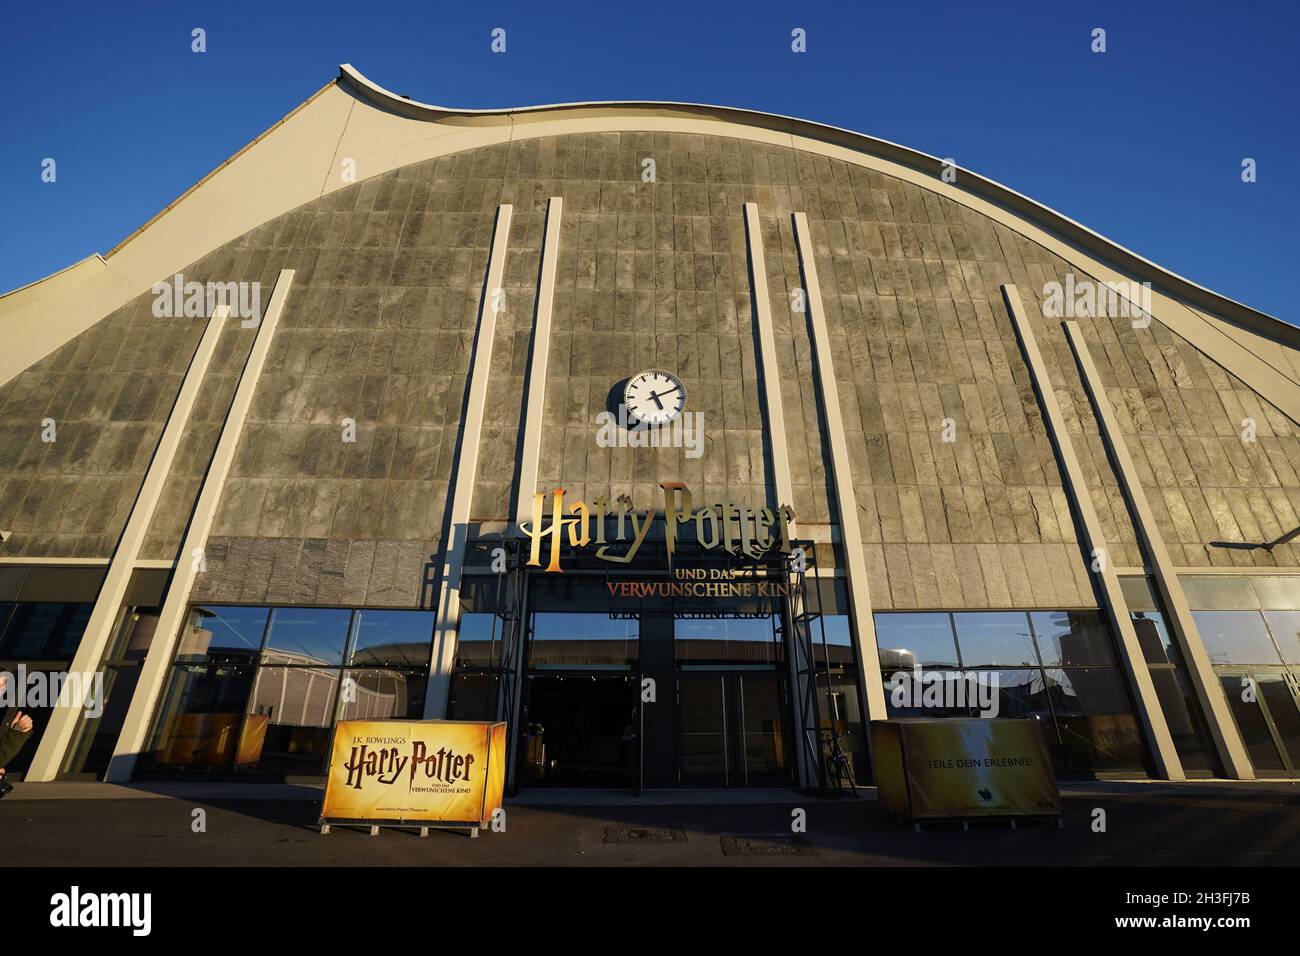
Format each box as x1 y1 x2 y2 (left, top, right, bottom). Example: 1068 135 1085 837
338 63 1295 345
0 253 106 300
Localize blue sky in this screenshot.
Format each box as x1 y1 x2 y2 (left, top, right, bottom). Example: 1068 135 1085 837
1 0 1295 320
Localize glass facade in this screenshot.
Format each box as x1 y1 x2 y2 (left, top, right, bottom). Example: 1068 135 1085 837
1178 574 1300 776
0 601 93 775
145 606 434 775
874 609 1147 774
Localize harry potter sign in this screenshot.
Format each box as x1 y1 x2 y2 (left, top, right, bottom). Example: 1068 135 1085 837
519 481 796 573
320 720 506 829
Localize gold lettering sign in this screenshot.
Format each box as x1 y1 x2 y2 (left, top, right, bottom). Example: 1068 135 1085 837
519 482 795 573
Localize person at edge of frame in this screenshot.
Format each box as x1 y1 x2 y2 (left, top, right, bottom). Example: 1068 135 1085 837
0 672 34 798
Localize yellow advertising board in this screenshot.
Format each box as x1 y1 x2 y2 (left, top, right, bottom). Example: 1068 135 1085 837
320 720 507 830
871 718 1061 821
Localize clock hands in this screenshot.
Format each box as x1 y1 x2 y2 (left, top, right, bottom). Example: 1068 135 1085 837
645 383 682 411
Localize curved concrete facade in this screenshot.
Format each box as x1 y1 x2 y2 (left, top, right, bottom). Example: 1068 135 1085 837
4 66 1298 785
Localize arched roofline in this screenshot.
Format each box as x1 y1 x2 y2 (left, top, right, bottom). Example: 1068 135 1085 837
339 63 1294 346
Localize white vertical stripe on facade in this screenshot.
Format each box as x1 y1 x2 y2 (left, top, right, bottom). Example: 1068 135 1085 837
423 205 514 719
514 197 563 525
791 212 889 723
1002 284 1185 780
104 270 295 782
1064 319 1254 779
744 202 813 786
25 307 230 782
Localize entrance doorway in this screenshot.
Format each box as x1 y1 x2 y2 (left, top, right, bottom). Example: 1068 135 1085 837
519 673 636 788
677 673 789 787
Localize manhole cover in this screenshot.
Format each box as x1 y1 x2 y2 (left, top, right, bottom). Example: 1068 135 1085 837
720 835 815 857
603 825 687 844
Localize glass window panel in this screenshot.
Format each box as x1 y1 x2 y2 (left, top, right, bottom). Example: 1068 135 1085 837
0 602 92 661
984 668 1053 719
1130 608 1182 666
447 671 501 721
816 615 857 669
675 616 780 667
1192 610 1285 665
455 612 503 668
148 664 257 768
1149 668 1218 773
874 612 959 669
176 606 268 664
337 668 425 722
529 613 637 668
1218 673 1287 772
1180 576 1259 611
0 667 65 774
1118 575 1158 612
245 665 339 774
1044 668 1146 772
820 672 870 785
1030 610 1115 666
261 607 351 666
952 612 1038 667
881 668 975 718
1262 611 1300 665
1248 576 1300 610
349 610 434 668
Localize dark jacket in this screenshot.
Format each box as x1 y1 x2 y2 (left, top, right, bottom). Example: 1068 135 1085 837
0 718 31 768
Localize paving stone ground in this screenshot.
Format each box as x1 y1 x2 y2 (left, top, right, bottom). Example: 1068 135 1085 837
4 782 1297 867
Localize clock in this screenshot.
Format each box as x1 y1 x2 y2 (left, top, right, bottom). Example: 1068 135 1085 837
624 369 686 426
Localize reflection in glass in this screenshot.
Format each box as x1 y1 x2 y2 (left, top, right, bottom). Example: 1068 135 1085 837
349 610 433 668
454 613 503 668
1180 576 1258 611
874 612 958 669
1218 674 1287 772
246 665 339 772
1149 668 1217 773
986 668 1051 720
1262 611 1300 665
0 602 93 660
1044 667 1146 772
1256 674 1300 769
1030 611 1114 666
529 613 638 668
149 664 257 767
675 616 779 667
1192 611 1285 665
336 668 424 722
1248 576 1300 611
261 607 351 666
176 606 268 663
953 612 1039 667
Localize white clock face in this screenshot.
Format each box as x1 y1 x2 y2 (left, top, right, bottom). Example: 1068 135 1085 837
624 369 686 426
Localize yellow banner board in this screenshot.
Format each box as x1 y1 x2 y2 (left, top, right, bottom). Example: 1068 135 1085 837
321 720 507 828
871 718 1062 820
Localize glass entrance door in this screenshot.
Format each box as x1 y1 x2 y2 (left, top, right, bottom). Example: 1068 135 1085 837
677 674 790 787
519 673 637 787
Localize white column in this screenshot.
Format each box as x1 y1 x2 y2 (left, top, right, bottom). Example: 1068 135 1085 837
514 197 563 525
25 307 229 781
104 270 295 782
1064 319 1253 779
423 205 514 719
1002 285 1184 780
791 212 889 722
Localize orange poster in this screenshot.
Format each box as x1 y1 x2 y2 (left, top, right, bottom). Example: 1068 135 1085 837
321 720 507 828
